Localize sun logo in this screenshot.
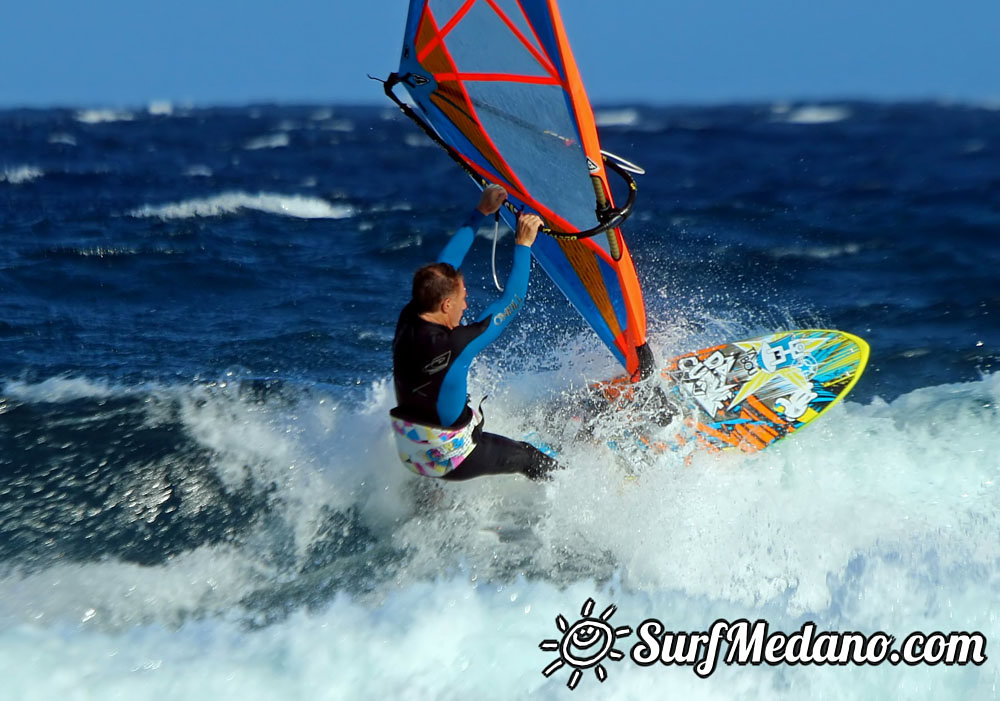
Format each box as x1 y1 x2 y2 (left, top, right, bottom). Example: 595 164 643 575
539 598 632 690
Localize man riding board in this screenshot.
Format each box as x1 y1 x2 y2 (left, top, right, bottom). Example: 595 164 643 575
390 184 558 481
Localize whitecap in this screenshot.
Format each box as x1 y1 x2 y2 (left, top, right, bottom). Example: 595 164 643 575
244 133 290 150
594 108 639 127
367 202 413 213
960 140 987 155
770 242 862 259
783 105 851 125
0 166 44 184
2 376 121 402
74 109 135 124
48 133 77 146
381 234 422 250
70 246 140 259
183 165 213 178
404 133 433 148
127 192 354 220
147 101 173 116
320 119 355 132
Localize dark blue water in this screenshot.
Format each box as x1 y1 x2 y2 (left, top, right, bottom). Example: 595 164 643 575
3 103 996 394
1 102 998 697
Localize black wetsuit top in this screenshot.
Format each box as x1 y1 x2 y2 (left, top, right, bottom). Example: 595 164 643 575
393 209 530 427
391 209 557 481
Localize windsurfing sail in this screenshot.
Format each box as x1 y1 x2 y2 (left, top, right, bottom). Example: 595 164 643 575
386 0 652 379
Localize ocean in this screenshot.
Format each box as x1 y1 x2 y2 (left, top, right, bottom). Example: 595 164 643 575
1 100 998 698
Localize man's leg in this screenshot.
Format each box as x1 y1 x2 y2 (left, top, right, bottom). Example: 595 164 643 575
441 430 558 481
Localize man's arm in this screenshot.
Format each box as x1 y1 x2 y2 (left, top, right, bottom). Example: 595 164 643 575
434 214 542 426
471 214 542 332
437 185 507 268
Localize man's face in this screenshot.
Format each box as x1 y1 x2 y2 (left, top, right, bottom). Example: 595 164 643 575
444 279 467 329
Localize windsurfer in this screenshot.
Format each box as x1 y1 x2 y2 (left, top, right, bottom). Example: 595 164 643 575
390 185 559 481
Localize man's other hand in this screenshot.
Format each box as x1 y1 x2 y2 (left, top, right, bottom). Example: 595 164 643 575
477 184 507 215
515 214 543 247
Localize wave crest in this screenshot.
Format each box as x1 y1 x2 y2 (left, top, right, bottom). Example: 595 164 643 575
781 105 852 124
1 166 44 184
74 109 135 124
128 192 354 220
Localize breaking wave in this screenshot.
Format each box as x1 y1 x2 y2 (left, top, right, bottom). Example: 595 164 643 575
127 192 354 220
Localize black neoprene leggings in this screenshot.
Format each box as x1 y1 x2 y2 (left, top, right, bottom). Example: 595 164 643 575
441 422 559 481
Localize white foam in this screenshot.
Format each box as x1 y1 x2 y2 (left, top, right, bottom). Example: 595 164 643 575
243 133 290 150
783 105 852 125
2 376 121 402
0 546 267 630
320 119 355 133
77 246 139 258
0 377 360 627
368 347 1000 611
48 132 77 146
174 381 350 550
770 242 862 260
183 165 213 178
961 140 987 155
0 165 44 184
595 108 640 127
368 202 412 213
74 109 135 124
0 567 994 699
404 133 434 148
128 192 354 220
147 101 173 116
3 366 998 697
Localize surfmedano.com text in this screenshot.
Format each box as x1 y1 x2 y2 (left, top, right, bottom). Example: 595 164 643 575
630 619 988 677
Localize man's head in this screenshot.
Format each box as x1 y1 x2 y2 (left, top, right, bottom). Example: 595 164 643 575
412 262 467 329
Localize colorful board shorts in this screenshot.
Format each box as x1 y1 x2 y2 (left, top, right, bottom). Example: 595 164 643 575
389 406 482 477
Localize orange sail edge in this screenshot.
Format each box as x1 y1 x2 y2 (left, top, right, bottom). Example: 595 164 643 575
544 0 649 378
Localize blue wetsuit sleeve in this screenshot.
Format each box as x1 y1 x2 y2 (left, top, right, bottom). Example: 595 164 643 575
435 244 532 426
473 243 531 327
437 209 488 268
